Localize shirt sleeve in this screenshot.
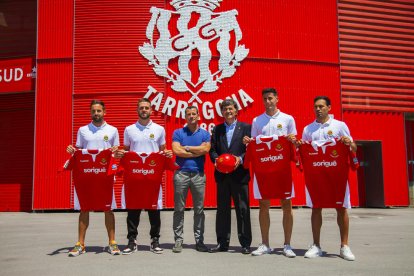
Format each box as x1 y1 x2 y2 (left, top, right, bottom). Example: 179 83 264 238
75 129 83 148
340 122 353 142
302 126 311 141
251 118 259 137
113 128 120 147
159 127 166 146
288 116 298 135
124 127 130 147
172 129 182 143
202 129 211 143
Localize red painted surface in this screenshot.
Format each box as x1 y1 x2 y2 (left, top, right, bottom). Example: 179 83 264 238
0 93 35 211
32 0 74 210
344 111 409 206
0 57 36 93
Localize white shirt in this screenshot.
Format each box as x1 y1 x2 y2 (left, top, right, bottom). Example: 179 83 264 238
76 122 120 149
252 111 297 137
124 120 166 153
302 117 352 142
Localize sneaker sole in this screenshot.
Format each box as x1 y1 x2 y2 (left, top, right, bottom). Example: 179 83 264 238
150 248 164 254
122 249 138 255
68 251 85 257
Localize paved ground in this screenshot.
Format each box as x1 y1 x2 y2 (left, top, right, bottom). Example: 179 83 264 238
1 208 413 276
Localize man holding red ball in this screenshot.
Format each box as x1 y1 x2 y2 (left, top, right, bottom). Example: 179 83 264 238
209 99 252 254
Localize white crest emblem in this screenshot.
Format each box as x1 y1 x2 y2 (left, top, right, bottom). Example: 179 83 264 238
139 0 249 104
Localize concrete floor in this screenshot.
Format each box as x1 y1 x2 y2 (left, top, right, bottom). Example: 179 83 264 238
1 208 413 276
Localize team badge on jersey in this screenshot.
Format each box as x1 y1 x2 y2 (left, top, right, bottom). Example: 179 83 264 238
327 130 333 137
103 135 109 142
275 143 284 151
149 160 157 167
330 150 339 158
277 124 283 130
149 133 155 139
100 158 107 165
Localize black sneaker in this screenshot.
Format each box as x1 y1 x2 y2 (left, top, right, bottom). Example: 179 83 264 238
195 241 209 252
122 241 137 255
150 238 163 254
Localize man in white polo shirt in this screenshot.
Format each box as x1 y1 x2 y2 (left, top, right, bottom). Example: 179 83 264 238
243 88 298 258
115 98 172 255
66 99 120 257
300 95 356 261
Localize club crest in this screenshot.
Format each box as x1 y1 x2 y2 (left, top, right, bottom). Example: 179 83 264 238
139 0 249 104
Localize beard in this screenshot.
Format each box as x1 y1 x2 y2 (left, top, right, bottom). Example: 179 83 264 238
92 116 103 123
139 113 150 120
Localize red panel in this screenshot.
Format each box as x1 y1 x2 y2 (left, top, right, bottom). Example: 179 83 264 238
32 60 73 209
344 111 409 206
338 0 414 112
0 93 35 211
0 0 37 58
0 57 36 93
37 0 74 59
33 0 74 209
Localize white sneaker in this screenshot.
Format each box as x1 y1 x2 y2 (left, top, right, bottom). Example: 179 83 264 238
340 245 355 261
304 244 322 258
251 244 272 256
283 244 296 258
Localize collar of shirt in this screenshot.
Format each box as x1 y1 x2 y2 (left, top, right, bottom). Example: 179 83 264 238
89 121 107 131
184 125 200 135
136 120 152 129
264 110 281 119
314 116 333 127
225 119 237 130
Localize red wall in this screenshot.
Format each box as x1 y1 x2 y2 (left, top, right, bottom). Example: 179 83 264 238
344 111 409 206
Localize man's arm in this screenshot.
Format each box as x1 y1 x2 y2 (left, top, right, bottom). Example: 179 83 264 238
209 126 219 163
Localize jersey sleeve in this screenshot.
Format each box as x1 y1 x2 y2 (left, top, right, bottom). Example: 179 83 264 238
107 155 118 176
288 116 298 135
243 142 253 170
349 150 359 171
165 156 180 171
63 155 75 171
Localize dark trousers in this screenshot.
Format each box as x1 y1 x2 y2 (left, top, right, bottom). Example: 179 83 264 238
126 209 161 241
216 175 252 248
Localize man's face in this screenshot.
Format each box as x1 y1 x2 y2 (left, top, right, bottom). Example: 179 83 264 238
262 92 278 111
138 102 151 120
314 99 331 120
90 104 105 123
185 108 199 125
222 104 238 122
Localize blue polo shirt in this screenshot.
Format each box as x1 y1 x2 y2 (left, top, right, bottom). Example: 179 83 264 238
172 126 211 172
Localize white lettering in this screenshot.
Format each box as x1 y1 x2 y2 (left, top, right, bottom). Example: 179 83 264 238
202 101 214 120
4 68 12 82
144 85 157 99
83 167 107 174
151 92 163 111
260 154 284 162
161 96 176 116
176 100 188 119
132 168 155 175
312 160 337 167
239 89 254 107
215 99 223 117
15 68 23 81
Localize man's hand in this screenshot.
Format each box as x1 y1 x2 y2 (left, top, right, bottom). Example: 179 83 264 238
286 134 299 146
234 155 241 168
243 136 252 145
110 146 119 152
66 145 76 154
114 149 125 159
163 149 173 159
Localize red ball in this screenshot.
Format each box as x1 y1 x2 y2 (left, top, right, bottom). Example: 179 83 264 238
216 154 237 174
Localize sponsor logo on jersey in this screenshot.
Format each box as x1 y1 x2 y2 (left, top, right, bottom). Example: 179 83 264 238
84 167 107 174
255 148 265 152
103 135 109 142
330 150 338 158
308 152 318 156
149 160 157 166
149 133 155 139
132 168 155 175
100 158 107 165
130 160 139 163
277 124 282 130
111 164 117 170
80 160 89 163
312 160 337 167
260 154 284 162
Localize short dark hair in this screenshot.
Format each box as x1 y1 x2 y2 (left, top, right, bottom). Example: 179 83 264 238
185 105 199 114
262 87 278 96
90 99 105 109
220 98 238 111
314 96 331 106
137 98 151 106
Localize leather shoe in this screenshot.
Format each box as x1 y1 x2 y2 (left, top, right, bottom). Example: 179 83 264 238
195 242 209 252
209 244 229 253
241 247 251 254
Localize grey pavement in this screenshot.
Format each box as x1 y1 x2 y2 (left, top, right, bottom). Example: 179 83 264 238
0 208 413 276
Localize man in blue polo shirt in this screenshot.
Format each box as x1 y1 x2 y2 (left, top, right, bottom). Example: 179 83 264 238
171 106 211 253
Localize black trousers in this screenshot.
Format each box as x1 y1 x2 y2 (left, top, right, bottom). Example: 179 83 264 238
216 175 252 248
126 209 161 241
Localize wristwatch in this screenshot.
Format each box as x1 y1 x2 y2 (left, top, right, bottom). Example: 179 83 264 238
185 146 190 152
